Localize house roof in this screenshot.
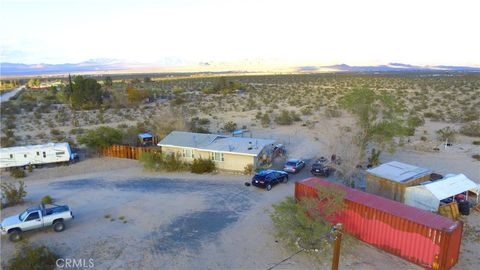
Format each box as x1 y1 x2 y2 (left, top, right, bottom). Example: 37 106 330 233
367 161 432 183
0 142 70 153
138 133 153 139
422 173 479 200
158 131 275 156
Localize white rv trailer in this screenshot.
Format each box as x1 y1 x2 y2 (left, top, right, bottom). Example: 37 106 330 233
0 142 73 169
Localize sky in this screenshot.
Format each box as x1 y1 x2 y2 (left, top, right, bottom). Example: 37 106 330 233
1 0 479 66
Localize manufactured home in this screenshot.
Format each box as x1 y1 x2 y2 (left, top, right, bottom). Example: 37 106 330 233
158 131 276 172
0 142 74 169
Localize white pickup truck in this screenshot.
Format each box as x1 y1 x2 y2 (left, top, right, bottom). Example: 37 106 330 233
1 203 74 242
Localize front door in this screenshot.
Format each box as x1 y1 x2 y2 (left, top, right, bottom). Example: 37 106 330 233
23 211 43 230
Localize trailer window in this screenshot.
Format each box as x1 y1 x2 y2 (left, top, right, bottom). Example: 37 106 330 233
36 151 40 156
43 152 46 158
24 154 27 158
56 151 65 156
10 154 13 159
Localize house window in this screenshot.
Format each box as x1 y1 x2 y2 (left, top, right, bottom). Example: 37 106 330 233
211 152 224 162
182 149 194 158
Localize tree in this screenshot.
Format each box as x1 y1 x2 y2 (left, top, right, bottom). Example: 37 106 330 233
341 88 407 158
69 76 103 109
104 76 113 87
78 126 123 151
270 184 348 256
126 86 149 104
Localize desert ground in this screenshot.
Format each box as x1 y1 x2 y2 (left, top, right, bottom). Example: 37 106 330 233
1 73 479 269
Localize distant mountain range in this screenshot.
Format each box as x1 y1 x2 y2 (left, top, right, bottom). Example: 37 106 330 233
1 59 479 76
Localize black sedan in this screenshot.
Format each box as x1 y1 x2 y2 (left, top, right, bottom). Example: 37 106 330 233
251 170 289 191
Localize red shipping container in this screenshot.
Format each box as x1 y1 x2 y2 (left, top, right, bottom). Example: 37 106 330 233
295 178 463 270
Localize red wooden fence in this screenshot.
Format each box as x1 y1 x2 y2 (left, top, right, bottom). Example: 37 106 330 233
100 145 160 160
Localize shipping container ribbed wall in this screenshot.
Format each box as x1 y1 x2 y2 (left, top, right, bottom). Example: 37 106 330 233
295 178 463 270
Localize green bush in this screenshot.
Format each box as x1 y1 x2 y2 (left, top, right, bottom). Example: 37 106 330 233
223 121 237 132
10 168 26 178
436 126 456 142
244 164 254 175
139 152 188 172
190 158 215 174
473 141 480 145
274 110 293 125
1 181 27 207
460 122 480 137
473 154 480 161
78 126 123 151
41 195 53 204
6 243 59 270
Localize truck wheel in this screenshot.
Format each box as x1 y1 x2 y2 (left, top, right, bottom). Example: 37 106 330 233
53 221 65 232
266 184 272 191
8 230 21 242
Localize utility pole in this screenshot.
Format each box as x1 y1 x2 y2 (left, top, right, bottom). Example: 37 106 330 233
331 223 343 270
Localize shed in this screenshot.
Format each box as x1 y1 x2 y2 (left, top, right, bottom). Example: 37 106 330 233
138 133 154 146
404 174 480 212
366 161 432 202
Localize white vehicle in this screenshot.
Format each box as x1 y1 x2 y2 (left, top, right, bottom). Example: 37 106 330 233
0 142 77 169
1 203 74 242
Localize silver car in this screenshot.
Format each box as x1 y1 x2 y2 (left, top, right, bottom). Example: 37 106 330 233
283 159 305 173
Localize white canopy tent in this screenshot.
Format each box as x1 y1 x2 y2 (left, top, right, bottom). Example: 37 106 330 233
404 174 479 212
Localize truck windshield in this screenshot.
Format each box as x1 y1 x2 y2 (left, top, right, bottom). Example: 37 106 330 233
19 210 28 221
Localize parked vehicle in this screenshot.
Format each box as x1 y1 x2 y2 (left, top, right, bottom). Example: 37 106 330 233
311 157 332 177
1 203 74 242
283 159 305 173
251 170 289 191
0 142 77 169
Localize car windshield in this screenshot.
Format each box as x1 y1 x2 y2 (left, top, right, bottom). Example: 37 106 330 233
286 161 297 166
19 210 29 221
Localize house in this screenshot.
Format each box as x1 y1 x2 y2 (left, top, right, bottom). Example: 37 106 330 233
157 131 276 172
404 173 480 212
366 161 432 202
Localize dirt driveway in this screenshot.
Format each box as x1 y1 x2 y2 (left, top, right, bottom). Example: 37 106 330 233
1 158 420 269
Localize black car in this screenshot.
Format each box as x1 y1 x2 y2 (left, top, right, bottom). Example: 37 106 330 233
251 170 289 191
311 158 331 177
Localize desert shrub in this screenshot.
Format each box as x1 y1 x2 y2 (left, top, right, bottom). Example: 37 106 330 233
436 126 456 142
274 110 293 125
261 113 270 127
6 243 59 270
473 141 480 145
244 164 254 175
270 184 349 254
460 122 480 137
139 152 188 172
325 106 341 118
1 181 27 206
78 126 123 151
420 136 428 141
10 168 26 178
368 148 381 167
223 121 237 132
171 97 185 105
41 195 53 204
190 158 216 174
473 154 480 161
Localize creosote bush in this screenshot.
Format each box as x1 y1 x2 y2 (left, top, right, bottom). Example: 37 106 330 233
244 164 254 175
190 158 216 174
6 243 59 270
1 181 27 207
41 195 53 204
10 167 26 178
139 152 188 172
270 184 350 255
